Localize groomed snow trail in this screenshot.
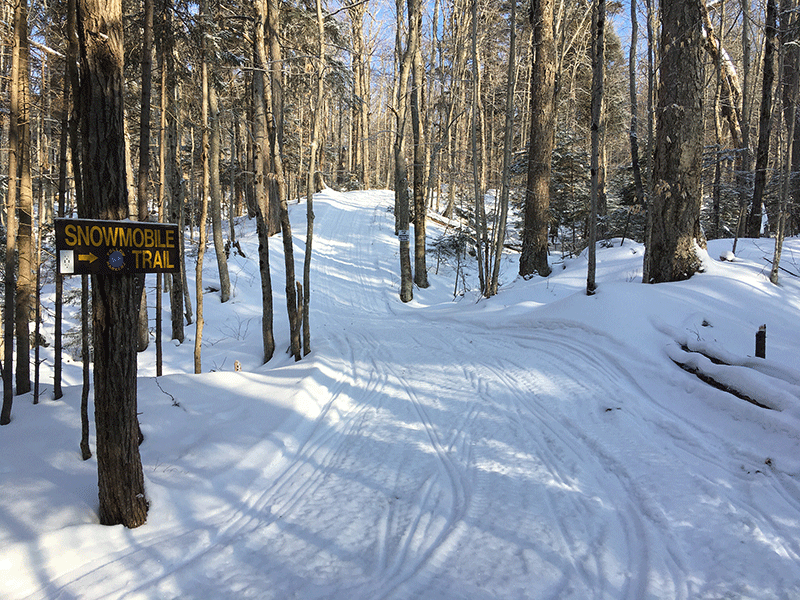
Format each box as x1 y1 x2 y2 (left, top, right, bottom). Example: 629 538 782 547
5 190 800 599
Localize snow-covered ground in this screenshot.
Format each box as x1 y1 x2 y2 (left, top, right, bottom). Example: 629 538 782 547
2 189 800 599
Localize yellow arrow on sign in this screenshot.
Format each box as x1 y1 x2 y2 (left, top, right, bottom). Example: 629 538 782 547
78 252 98 263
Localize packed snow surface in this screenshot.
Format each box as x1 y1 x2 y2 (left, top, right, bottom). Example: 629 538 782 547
2 189 800 599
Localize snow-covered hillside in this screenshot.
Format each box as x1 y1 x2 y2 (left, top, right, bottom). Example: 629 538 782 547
2 189 800 599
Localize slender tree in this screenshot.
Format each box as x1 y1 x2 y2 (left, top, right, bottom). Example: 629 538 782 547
15 0 33 396
411 0 428 289
195 0 211 373
470 0 487 294
393 0 419 302
2 0 23 425
253 0 275 363
628 0 645 215
770 0 798 284
748 0 778 238
270 0 300 361
587 0 604 296
489 0 517 297
303 0 326 356
210 74 231 303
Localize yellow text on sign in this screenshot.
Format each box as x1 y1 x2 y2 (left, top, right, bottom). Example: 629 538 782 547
63 223 176 250
131 249 175 270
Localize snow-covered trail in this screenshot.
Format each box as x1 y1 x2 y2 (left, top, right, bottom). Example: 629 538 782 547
197 189 795 599
4 190 800 599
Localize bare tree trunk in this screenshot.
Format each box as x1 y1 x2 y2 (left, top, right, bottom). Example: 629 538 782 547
712 3 725 239
76 0 148 527
412 0 428 289
470 0 486 294
587 0 604 296
733 0 753 250
209 77 231 303
15 0 33 396
80 274 91 460
303 0 326 356
394 0 419 303
54 41 71 400
194 0 211 373
254 0 275 363
2 0 22 425
748 0 778 238
628 0 644 213
520 0 555 278
134 0 154 355
489 0 516 297
644 0 706 283
264 0 300 360
348 2 369 188
770 0 798 284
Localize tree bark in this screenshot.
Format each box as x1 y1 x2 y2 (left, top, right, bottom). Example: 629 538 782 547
76 0 148 527
489 0 517 297
254 0 275 363
303 0 326 356
770 0 798 284
628 0 645 215
644 0 706 283
2 0 23 425
135 0 154 354
412 0 428 289
520 0 555 278
748 0 778 238
194 0 211 373
15 0 33 396
394 0 419 302
209 77 231 303
587 0 604 296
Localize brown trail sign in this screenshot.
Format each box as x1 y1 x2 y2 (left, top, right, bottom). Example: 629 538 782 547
55 218 180 275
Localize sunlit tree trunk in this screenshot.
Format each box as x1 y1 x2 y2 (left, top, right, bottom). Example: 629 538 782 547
628 0 645 215
520 0 555 278
194 0 211 373
394 0 419 302
489 0 516 297
76 0 148 527
748 0 777 238
254 0 275 363
15 0 33 396
412 0 428 289
2 0 23 425
209 76 231 303
302 0 326 355
644 0 706 283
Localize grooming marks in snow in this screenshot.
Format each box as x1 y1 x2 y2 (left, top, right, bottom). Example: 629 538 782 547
2 190 800 599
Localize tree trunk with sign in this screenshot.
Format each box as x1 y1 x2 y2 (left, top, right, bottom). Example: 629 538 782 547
76 0 148 528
